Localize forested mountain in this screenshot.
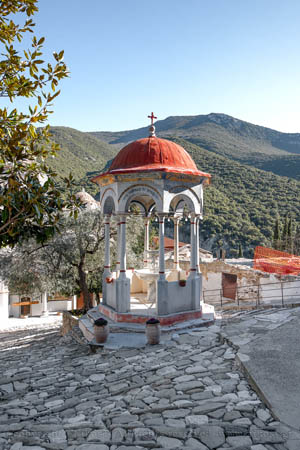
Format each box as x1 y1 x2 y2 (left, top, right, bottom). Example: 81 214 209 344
169 138 300 256
91 113 300 180
47 127 119 193
46 118 300 257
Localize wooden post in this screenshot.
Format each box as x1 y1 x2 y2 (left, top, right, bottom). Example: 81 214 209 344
281 280 284 306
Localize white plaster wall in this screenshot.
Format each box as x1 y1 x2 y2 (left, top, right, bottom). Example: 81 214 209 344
9 294 21 318
47 300 73 312
0 281 9 321
260 276 300 304
202 272 222 303
31 301 42 316
166 279 194 313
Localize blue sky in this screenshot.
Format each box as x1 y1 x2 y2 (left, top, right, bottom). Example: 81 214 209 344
8 0 300 132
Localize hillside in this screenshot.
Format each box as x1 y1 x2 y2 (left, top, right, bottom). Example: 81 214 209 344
90 113 300 180
170 138 300 256
46 127 119 193
46 123 300 257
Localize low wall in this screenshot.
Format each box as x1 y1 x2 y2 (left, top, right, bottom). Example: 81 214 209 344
61 311 79 336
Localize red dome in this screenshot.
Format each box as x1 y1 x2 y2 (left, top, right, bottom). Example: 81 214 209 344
93 137 211 179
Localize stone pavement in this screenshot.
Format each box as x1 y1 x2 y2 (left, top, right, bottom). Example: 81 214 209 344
221 306 300 445
0 313 298 450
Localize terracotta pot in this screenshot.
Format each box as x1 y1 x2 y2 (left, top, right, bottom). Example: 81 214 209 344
94 324 109 343
146 323 161 345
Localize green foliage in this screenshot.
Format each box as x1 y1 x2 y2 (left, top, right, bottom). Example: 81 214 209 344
0 0 79 248
170 138 300 257
46 127 119 194
0 210 144 308
45 118 300 259
91 113 300 181
273 217 281 250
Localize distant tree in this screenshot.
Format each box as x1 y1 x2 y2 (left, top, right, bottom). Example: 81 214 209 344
273 217 281 250
238 243 243 258
294 225 300 256
0 0 78 248
287 217 293 253
282 215 289 251
0 210 144 310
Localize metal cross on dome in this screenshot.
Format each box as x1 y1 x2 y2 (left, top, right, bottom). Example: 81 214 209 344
148 112 157 125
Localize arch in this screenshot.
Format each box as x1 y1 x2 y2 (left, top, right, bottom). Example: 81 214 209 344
118 183 163 213
100 187 118 214
165 185 201 214
103 196 115 214
128 200 147 215
169 193 196 214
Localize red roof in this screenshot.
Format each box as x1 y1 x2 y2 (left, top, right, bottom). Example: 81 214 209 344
153 236 186 249
92 137 211 180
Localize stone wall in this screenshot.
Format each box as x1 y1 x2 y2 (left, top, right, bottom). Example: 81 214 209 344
61 311 79 336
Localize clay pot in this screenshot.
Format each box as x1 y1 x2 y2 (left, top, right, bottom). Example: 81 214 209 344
146 318 161 345
94 318 109 343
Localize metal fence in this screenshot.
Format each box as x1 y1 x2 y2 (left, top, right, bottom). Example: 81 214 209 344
203 277 300 308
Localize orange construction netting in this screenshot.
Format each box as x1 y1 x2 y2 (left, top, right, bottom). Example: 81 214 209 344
254 246 300 275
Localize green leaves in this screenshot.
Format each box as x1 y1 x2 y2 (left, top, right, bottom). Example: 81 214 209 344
0 0 80 247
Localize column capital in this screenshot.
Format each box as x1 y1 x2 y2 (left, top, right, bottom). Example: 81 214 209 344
172 215 181 224
157 213 167 223
118 213 127 224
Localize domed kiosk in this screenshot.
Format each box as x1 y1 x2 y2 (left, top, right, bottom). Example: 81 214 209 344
92 113 211 325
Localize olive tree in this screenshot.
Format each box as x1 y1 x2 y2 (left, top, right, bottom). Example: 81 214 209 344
0 210 144 310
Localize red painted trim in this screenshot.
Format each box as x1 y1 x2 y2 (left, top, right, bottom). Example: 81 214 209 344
190 268 196 271
104 266 110 269
159 271 165 274
120 269 126 272
98 304 206 326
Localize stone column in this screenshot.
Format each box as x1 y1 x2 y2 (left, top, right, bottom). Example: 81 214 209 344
72 295 77 310
102 215 111 305
157 214 169 315
118 214 127 280
116 216 121 274
116 213 130 312
196 215 200 273
189 214 197 278
41 292 48 316
173 217 180 270
144 217 150 268
158 214 166 281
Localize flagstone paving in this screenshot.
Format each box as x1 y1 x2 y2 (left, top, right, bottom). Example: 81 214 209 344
0 314 298 450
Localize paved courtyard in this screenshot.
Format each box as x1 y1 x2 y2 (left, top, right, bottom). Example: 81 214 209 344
0 313 297 450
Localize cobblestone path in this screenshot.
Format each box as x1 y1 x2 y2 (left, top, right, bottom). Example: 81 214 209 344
0 318 294 450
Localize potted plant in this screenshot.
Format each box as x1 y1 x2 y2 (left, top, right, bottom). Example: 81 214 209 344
94 317 109 343
145 317 161 345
